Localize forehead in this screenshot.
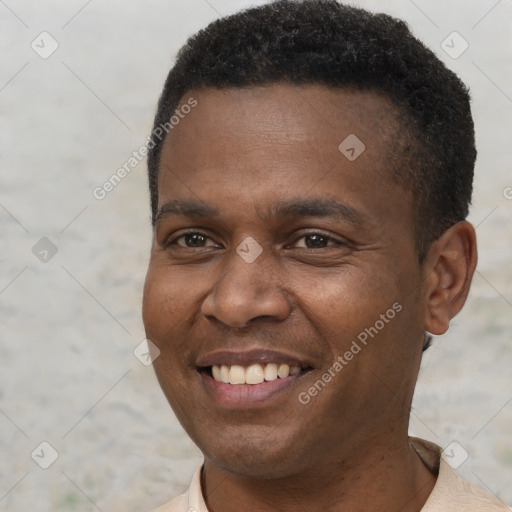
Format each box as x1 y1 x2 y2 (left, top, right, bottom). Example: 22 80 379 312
156 84 410 230
165 83 398 151
160 84 399 178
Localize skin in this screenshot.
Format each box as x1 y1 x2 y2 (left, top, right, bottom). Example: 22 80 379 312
142 83 477 512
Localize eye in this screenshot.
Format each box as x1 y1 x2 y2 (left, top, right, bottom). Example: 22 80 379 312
291 233 342 249
169 231 218 248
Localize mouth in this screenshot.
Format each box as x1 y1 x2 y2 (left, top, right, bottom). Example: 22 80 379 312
199 362 311 385
196 350 314 408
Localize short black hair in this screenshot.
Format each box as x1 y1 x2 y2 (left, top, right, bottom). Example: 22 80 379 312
147 0 476 262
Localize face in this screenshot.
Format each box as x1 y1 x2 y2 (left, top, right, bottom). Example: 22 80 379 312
142 84 428 479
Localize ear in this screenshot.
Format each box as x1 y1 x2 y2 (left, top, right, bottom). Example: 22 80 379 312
422 221 477 335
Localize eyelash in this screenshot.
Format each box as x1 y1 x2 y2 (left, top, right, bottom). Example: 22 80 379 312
166 230 345 249
167 231 219 248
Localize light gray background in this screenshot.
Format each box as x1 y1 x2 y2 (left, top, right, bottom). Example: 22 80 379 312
1 1 511 510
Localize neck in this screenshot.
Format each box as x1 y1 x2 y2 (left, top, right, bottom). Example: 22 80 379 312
202 435 436 512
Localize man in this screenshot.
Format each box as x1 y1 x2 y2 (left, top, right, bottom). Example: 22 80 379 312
142 1 509 510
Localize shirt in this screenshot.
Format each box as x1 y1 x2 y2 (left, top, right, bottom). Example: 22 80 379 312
151 437 510 511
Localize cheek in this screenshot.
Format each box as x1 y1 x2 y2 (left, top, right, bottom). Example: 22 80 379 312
142 267 201 398
142 265 199 343
294 264 399 345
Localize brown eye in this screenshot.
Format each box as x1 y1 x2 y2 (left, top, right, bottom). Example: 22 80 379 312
183 233 207 247
172 232 217 248
304 234 329 248
293 233 338 249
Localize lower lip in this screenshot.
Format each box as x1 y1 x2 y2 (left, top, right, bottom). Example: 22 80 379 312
200 371 306 409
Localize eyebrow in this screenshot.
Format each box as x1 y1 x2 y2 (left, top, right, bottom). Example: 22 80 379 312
155 197 365 226
265 198 365 226
155 199 220 223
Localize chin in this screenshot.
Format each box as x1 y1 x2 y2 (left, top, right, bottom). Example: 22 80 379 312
198 426 309 479
209 451 298 479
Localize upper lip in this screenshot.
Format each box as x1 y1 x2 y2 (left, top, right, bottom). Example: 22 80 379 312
196 348 314 369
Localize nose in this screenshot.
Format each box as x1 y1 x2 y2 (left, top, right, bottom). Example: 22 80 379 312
201 248 292 329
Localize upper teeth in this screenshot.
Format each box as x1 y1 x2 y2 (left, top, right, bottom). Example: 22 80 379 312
211 363 301 385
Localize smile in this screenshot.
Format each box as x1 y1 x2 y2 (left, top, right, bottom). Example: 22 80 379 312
196 349 315 407
209 363 302 385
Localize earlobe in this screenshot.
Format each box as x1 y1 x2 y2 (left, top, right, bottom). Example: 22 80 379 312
423 221 477 335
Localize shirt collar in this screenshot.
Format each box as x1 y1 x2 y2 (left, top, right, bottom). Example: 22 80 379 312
176 437 509 512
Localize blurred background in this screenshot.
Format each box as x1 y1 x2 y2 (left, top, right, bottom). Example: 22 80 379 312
1 0 511 510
